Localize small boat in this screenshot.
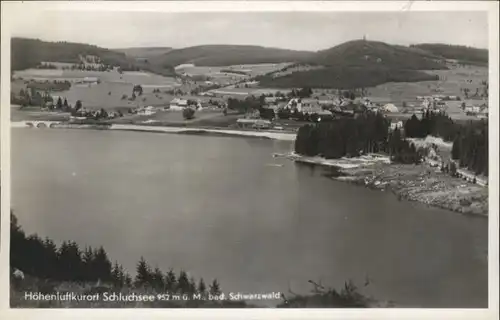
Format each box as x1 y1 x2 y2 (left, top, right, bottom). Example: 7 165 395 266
266 163 284 167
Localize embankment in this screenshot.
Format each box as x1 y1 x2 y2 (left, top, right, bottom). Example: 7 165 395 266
11 121 297 141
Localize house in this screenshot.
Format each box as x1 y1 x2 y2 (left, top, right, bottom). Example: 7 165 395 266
265 97 278 104
381 103 399 113
316 110 335 122
236 118 271 129
465 105 480 114
138 106 157 116
285 98 303 112
389 121 404 131
477 105 488 118
421 99 431 109
81 77 99 84
169 98 188 109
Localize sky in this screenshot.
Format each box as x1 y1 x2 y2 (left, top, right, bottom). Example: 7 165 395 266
9 10 489 51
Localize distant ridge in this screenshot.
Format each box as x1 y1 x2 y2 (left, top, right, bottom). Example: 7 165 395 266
149 44 314 67
311 40 446 70
410 43 488 66
10 37 488 88
256 39 455 89
11 38 136 71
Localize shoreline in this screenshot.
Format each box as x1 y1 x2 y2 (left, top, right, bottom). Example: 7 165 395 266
275 153 488 217
11 121 297 141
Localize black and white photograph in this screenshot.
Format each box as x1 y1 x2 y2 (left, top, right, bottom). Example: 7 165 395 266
0 1 498 317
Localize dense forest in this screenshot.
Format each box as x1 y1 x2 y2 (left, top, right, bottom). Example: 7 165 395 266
256 66 439 89
410 43 488 66
451 121 489 176
404 111 488 176
404 111 458 141
294 112 422 164
295 109 488 175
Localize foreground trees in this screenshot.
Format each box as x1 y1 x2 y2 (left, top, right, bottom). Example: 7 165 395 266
10 212 218 295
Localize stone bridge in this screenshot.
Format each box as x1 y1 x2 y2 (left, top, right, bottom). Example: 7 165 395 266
12 121 61 129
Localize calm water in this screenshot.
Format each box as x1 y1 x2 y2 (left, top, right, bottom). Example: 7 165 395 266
11 129 488 307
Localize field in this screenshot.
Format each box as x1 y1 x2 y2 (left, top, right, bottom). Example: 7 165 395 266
11 63 294 109
366 65 487 106
12 68 183 109
177 63 291 85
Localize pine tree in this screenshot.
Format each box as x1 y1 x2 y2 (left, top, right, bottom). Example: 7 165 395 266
57 241 72 281
117 265 126 288
42 237 59 279
177 270 190 294
197 278 207 296
81 246 95 282
209 279 221 296
93 246 112 283
124 273 132 287
111 261 121 286
188 277 197 296
56 97 63 109
151 267 165 291
135 257 151 288
165 269 177 293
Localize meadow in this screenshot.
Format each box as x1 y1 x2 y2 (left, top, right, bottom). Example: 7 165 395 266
365 65 487 107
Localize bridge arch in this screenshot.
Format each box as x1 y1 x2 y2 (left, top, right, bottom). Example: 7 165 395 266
37 123 47 128
26 122 34 128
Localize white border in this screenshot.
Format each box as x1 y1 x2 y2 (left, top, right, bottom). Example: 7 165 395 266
1 1 498 320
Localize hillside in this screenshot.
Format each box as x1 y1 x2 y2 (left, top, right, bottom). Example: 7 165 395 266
257 40 447 89
311 40 447 70
410 43 488 66
257 65 439 89
149 45 313 67
11 38 138 71
114 47 174 59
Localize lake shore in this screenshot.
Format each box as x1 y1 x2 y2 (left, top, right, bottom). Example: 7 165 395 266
275 152 488 217
10 121 297 141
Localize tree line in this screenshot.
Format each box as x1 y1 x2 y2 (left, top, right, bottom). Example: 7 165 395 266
256 66 439 89
10 212 222 297
451 121 488 176
294 112 422 164
404 110 458 141
404 110 488 176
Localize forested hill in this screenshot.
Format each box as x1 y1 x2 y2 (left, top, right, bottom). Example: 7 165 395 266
148 45 314 67
311 40 446 70
11 38 137 71
410 43 488 66
257 40 448 89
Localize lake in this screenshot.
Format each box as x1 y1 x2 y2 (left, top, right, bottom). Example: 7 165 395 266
11 128 488 307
